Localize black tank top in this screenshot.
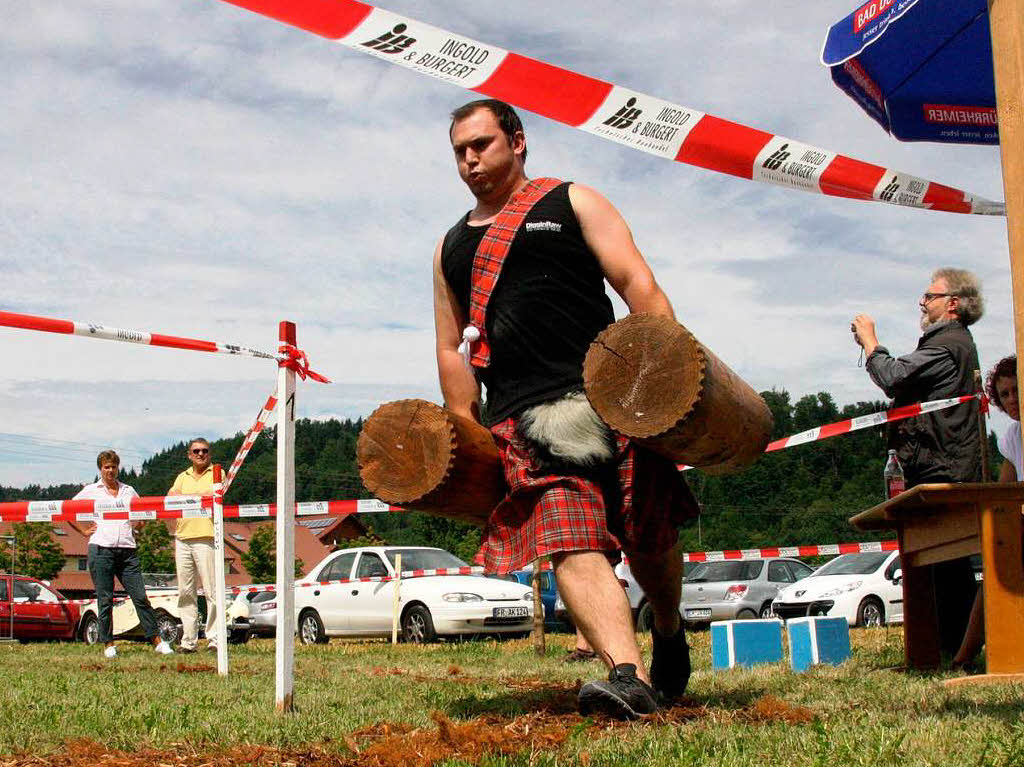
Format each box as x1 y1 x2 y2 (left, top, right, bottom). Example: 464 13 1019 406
441 182 615 421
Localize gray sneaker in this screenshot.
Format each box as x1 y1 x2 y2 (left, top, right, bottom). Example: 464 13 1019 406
578 663 661 719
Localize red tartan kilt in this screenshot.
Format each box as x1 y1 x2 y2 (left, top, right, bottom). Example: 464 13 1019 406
475 417 699 574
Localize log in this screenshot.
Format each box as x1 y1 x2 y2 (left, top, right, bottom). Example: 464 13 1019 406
356 399 505 526
583 314 772 474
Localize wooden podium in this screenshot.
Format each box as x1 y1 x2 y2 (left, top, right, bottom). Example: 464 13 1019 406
850 484 1024 684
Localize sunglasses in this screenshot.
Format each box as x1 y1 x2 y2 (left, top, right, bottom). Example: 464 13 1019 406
191 448 209 455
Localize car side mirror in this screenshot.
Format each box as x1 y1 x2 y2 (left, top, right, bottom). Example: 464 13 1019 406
891 568 902 586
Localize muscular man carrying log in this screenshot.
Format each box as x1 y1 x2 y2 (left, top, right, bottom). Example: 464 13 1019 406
432 99 698 718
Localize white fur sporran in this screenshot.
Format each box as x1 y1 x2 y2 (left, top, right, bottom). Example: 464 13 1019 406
518 391 615 471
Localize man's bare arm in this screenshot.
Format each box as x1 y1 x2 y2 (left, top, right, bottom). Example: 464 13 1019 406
433 238 482 422
569 183 674 319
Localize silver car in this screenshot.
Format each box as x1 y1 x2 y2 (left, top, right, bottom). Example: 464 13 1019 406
242 589 277 637
681 557 813 625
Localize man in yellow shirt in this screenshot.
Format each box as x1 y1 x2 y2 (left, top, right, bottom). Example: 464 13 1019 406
168 438 218 652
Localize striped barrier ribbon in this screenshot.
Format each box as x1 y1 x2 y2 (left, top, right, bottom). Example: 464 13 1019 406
221 386 279 497
230 539 899 594
680 539 898 563
764 393 980 452
0 395 984 522
0 496 398 522
0 310 331 383
219 0 1004 216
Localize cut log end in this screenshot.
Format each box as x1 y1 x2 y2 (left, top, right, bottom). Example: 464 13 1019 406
584 313 705 439
357 399 455 504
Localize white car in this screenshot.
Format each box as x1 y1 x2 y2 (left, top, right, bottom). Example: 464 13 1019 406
294 546 534 644
79 588 252 645
772 550 904 627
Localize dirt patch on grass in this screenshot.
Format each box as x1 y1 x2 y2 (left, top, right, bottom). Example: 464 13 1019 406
351 710 573 767
76 662 217 674
741 695 816 724
5 694 815 766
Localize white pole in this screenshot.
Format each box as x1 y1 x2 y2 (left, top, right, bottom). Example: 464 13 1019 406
275 321 297 713
212 465 228 675
391 553 402 644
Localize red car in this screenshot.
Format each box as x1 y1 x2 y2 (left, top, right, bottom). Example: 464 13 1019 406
0 573 82 641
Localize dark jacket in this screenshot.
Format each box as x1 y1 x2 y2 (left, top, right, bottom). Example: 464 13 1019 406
866 321 982 486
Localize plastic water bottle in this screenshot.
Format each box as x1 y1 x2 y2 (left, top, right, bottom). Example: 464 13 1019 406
884 449 906 499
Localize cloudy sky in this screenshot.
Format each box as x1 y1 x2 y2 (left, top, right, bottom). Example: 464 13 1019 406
0 0 1013 488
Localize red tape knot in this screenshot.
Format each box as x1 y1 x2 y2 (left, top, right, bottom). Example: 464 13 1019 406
979 393 990 414
278 344 331 383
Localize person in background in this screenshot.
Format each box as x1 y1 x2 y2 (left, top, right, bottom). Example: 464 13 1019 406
76 450 174 658
851 267 984 657
167 438 218 653
953 355 1021 668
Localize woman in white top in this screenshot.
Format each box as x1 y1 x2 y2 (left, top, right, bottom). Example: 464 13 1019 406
74 449 173 658
953 355 1020 668
989 355 1022 480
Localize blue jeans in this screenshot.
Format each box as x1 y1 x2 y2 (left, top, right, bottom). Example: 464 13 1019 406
87 544 158 644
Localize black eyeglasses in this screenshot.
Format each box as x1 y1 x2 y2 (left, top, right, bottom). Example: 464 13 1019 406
922 292 955 303
191 448 209 455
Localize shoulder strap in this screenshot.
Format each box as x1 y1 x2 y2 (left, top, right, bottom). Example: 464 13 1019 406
464 177 563 368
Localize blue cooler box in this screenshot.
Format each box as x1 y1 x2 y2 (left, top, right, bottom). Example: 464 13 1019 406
787 616 851 672
711 619 784 670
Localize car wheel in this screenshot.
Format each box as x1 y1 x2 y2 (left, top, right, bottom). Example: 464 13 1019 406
79 614 99 645
228 628 251 645
759 601 774 619
155 611 183 645
402 605 437 644
298 610 328 645
736 608 758 620
635 601 655 633
857 597 884 628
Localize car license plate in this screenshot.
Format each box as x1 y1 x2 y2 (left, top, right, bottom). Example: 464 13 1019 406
686 608 712 619
493 606 528 618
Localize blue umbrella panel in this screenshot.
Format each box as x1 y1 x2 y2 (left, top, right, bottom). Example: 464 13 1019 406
821 0 997 145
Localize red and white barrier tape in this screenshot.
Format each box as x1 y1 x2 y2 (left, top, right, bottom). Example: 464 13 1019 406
680 539 898 563
220 0 1003 216
221 387 279 496
0 496 401 522
230 540 898 594
677 393 981 470
0 395 985 522
764 393 980 453
0 310 331 383
231 566 488 594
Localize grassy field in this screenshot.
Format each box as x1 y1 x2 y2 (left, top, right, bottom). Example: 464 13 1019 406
1 626 1022 766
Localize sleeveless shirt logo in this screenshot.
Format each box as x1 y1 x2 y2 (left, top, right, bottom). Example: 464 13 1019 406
525 221 562 233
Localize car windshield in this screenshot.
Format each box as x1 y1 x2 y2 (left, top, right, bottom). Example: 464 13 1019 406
384 549 467 571
687 560 764 582
814 552 890 576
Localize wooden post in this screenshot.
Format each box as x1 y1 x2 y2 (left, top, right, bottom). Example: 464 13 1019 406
357 400 505 525
531 559 545 656
392 553 402 645
211 464 228 676
989 0 1024 461
275 321 297 713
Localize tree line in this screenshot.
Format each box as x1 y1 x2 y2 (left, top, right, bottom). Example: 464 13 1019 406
1 392 1001 581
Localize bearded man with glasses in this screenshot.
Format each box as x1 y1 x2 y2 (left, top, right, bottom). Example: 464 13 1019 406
167 437 220 652
851 268 984 656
